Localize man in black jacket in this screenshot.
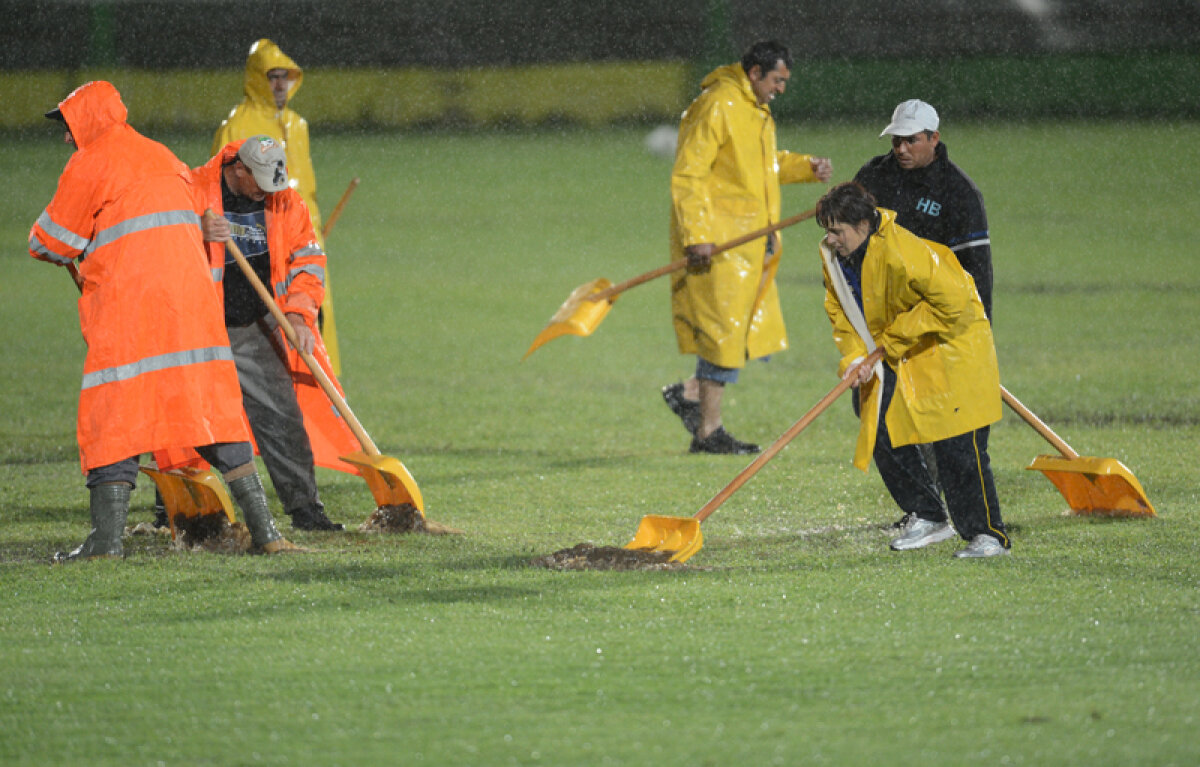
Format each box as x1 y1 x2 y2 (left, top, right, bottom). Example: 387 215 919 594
853 99 993 319
852 99 995 536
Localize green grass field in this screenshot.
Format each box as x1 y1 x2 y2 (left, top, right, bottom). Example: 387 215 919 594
2 121 1198 765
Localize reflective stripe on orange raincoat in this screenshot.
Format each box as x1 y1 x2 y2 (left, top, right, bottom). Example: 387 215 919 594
820 208 1002 471
156 139 361 475
669 63 822 369
28 80 249 472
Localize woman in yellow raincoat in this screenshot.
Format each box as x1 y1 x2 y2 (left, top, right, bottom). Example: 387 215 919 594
663 41 832 455
817 182 1009 558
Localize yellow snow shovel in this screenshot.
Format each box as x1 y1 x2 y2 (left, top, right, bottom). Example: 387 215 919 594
216 214 424 514
522 208 816 360
139 465 236 534
1001 386 1155 517
66 263 237 535
626 349 885 563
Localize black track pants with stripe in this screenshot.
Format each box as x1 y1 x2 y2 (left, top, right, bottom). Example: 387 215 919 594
859 364 1009 547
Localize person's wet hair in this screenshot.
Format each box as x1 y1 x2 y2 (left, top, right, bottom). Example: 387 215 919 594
817 182 878 229
741 40 792 76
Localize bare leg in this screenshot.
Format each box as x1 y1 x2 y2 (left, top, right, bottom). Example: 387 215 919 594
697 378 724 440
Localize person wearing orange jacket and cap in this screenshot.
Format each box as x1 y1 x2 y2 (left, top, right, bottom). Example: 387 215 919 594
214 38 342 375
154 135 358 532
29 81 303 561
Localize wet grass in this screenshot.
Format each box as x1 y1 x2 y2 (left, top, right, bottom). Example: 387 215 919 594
1 122 1198 765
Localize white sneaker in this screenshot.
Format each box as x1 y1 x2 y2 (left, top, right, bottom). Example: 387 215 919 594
889 518 956 551
953 534 1008 559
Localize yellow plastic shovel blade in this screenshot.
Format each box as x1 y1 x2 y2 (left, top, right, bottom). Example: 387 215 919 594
522 278 615 359
339 451 424 513
624 514 703 563
1026 454 1155 517
139 466 236 539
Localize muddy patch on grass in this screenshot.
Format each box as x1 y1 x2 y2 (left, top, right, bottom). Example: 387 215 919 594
531 542 687 571
169 517 253 554
358 504 463 535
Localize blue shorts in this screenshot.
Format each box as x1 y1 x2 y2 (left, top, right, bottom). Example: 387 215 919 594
695 356 739 384
694 354 773 384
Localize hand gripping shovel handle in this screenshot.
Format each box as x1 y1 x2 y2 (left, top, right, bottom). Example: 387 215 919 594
694 347 885 524
321 177 359 240
588 207 817 304
1000 385 1081 460
66 262 84 292
209 211 382 457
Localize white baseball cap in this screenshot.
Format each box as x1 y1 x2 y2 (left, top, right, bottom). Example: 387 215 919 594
880 99 939 137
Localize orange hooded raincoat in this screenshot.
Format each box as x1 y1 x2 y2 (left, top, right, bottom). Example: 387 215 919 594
28 81 248 472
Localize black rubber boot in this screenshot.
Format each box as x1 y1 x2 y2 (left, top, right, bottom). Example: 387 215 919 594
227 473 283 548
52 483 130 563
152 489 168 529
227 474 305 553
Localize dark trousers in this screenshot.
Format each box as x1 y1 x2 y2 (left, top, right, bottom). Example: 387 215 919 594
86 442 254 488
227 315 322 517
856 364 1008 547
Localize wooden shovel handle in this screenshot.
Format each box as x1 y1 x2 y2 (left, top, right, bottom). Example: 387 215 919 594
1000 385 1080 460
694 348 885 523
66 262 84 292
588 207 817 303
209 211 381 457
321 177 359 240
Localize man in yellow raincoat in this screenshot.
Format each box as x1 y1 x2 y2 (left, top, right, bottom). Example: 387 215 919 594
817 182 1009 558
663 40 832 454
214 38 342 373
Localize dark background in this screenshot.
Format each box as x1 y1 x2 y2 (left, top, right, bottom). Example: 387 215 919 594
6 0 1196 69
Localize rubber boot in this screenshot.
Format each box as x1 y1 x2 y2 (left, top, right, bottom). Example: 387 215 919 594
227 473 306 554
52 483 130 563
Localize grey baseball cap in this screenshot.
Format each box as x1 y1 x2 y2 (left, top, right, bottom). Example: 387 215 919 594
237 135 289 193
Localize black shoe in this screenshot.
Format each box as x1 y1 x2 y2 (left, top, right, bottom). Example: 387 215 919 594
662 382 701 436
689 426 760 455
289 507 345 531
152 490 168 529
891 511 915 530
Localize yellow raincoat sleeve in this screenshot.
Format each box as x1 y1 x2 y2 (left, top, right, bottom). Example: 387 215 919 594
777 151 819 185
877 239 973 363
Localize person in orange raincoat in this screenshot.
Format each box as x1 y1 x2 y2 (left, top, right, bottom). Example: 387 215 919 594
156 136 360 532
29 81 302 561
662 40 833 455
214 38 343 375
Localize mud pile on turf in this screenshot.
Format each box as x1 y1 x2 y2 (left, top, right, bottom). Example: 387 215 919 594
358 504 463 535
531 542 685 571
170 517 253 554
